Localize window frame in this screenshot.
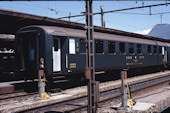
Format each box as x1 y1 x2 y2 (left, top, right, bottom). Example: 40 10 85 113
128 43 134 54
159 46 162 54
153 45 157 54
137 44 142 54
69 38 76 54
147 45 152 54
108 41 115 54
53 39 59 51
119 42 125 54
95 40 104 54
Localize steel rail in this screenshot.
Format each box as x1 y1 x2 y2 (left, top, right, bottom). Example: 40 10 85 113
0 92 38 101
14 95 88 113
14 75 170 113
0 90 24 96
65 75 170 113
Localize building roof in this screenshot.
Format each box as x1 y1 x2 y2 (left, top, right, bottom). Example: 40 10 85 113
0 34 14 40
148 24 170 39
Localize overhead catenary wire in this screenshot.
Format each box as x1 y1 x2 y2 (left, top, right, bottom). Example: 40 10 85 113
11 1 76 17
110 11 170 15
6 1 170 23
3 1 170 33
116 1 169 17
57 2 170 19
74 17 86 22
30 2 82 18
9 2 58 15
0 4 55 16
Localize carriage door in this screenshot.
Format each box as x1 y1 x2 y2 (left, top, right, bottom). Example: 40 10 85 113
163 47 167 62
20 34 37 72
29 38 34 62
53 38 61 72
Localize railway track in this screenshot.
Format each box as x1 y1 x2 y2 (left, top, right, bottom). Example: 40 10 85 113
0 89 38 102
0 90 24 96
14 74 170 113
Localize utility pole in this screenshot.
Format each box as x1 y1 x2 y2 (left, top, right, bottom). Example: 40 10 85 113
160 13 163 24
149 7 151 15
69 12 71 21
100 6 104 27
85 0 97 113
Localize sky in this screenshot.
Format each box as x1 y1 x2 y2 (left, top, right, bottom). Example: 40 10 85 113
0 1 170 35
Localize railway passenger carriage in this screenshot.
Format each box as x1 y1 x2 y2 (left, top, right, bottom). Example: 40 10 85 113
15 25 170 84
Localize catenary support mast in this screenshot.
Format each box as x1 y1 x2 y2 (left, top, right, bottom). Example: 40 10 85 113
85 0 97 112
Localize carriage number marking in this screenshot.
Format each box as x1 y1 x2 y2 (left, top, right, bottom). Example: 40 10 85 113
126 56 132 60
70 63 76 68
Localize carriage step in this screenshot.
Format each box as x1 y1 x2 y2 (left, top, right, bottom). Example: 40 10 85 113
53 72 62 75
52 76 66 79
53 80 69 83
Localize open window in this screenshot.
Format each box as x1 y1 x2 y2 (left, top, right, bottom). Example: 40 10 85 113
95 40 103 53
159 46 162 54
129 43 134 54
148 45 151 54
137 44 141 54
153 45 157 54
119 42 125 54
108 41 115 54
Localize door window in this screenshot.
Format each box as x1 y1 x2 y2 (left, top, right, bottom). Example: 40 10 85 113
69 38 76 54
53 38 61 72
53 39 58 51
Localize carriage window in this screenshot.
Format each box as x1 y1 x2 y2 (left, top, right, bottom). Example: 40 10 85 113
137 44 141 54
29 39 34 49
95 40 103 53
119 42 125 54
29 38 34 61
153 45 157 54
69 38 76 54
53 39 58 51
108 41 115 53
129 43 134 54
159 46 162 54
162 47 165 55
148 45 151 54
80 39 86 53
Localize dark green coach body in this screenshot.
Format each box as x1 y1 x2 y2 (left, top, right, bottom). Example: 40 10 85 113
15 25 170 80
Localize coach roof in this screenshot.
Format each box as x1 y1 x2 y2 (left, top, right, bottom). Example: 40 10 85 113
19 25 166 46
